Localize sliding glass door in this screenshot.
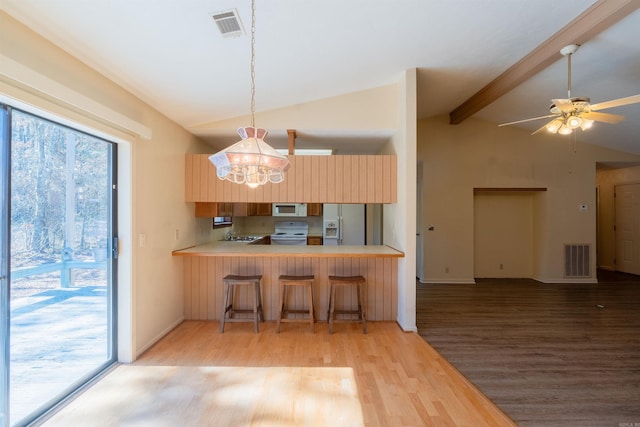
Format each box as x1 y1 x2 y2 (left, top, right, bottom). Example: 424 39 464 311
1 105 117 426
1 105 11 427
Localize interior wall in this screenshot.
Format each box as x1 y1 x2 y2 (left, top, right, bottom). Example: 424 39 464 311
417 114 640 284
1 12 210 361
382 68 416 331
189 83 399 135
596 165 640 270
474 192 534 278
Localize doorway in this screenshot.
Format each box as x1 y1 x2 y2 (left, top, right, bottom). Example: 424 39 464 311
615 183 640 275
1 105 118 426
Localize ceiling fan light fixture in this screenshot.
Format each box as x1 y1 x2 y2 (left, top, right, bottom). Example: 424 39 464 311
546 119 563 133
580 119 594 130
567 115 582 129
558 124 573 135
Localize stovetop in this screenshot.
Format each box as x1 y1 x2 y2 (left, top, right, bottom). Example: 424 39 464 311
272 221 309 238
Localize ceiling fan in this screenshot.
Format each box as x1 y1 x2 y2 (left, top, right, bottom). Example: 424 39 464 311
499 44 640 135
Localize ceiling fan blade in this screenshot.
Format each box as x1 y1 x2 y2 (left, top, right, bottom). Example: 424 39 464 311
590 94 640 111
551 98 573 113
498 114 559 127
531 123 550 135
581 111 625 124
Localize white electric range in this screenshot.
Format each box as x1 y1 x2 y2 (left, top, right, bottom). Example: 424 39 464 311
271 221 308 245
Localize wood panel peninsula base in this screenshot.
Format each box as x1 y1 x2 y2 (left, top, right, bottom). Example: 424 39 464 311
172 244 404 322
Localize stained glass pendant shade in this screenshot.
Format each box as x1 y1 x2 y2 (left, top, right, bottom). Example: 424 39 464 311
208 126 290 188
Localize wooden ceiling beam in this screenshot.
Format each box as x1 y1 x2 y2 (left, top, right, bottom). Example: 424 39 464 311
287 129 296 155
449 0 640 125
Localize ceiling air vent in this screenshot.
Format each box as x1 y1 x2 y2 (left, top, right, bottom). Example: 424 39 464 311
210 9 244 38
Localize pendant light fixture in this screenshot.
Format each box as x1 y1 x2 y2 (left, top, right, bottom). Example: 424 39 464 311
208 0 290 188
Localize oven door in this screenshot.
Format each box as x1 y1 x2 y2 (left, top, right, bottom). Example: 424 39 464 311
270 236 307 245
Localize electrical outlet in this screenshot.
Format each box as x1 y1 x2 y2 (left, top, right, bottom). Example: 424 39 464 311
175 229 180 240
139 233 146 247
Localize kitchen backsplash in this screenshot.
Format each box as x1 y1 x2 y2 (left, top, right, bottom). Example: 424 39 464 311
231 216 323 235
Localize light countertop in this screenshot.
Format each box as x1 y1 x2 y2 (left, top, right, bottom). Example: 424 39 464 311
172 241 404 258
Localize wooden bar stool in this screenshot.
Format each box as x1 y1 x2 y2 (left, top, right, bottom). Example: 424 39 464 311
276 275 315 333
220 274 264 333
328 275 367 334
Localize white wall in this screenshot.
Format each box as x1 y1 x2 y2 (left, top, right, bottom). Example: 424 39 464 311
382 69 417 331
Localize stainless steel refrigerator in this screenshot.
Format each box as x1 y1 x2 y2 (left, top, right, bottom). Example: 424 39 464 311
322 204 365 245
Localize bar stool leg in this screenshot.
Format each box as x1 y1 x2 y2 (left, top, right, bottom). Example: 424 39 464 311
307 282 315 332
328 283 336 334
256 281 264 323
359 282 367 334
252 281 259 333
276 281 284 333
220 282 229 333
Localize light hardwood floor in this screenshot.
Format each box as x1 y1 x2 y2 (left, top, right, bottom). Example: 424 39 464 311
417 273 640 427
42 321 515 427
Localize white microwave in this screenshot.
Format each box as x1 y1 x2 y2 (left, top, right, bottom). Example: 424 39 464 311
272 203 307 217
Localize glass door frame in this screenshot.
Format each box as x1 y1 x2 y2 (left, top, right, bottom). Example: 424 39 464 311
1 104 11 427
0 103 119 426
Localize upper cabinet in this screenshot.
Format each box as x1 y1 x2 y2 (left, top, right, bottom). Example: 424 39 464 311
248 203 272 216
185 155 397 204
306 203 323 216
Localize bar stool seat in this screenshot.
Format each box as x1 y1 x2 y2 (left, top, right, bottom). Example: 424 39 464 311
328 275 367 334
220 274 264 333
276 275 315 333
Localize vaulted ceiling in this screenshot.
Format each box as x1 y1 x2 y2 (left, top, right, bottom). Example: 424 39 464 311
2 0 639 154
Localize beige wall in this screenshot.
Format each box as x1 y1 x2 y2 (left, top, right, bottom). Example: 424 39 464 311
596 165 640 270
188 83 399 135
474 192 534 278
418 115 640 283
1 12 210 361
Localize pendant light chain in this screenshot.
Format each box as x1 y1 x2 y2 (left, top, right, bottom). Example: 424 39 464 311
250 0 256 128
207 0 290 188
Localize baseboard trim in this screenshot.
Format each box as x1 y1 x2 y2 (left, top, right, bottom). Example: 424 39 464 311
419 278 477 284
532 276 598 284
136 316 184 359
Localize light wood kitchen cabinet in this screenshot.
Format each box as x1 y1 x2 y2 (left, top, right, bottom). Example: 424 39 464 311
195 202 217 218
307 236 323 245
306 203 323 216
185 154 397 204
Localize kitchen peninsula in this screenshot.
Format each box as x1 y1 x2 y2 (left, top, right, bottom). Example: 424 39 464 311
173 242 404 322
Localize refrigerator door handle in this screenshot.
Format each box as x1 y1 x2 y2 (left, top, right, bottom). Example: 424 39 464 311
339 217 344 243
